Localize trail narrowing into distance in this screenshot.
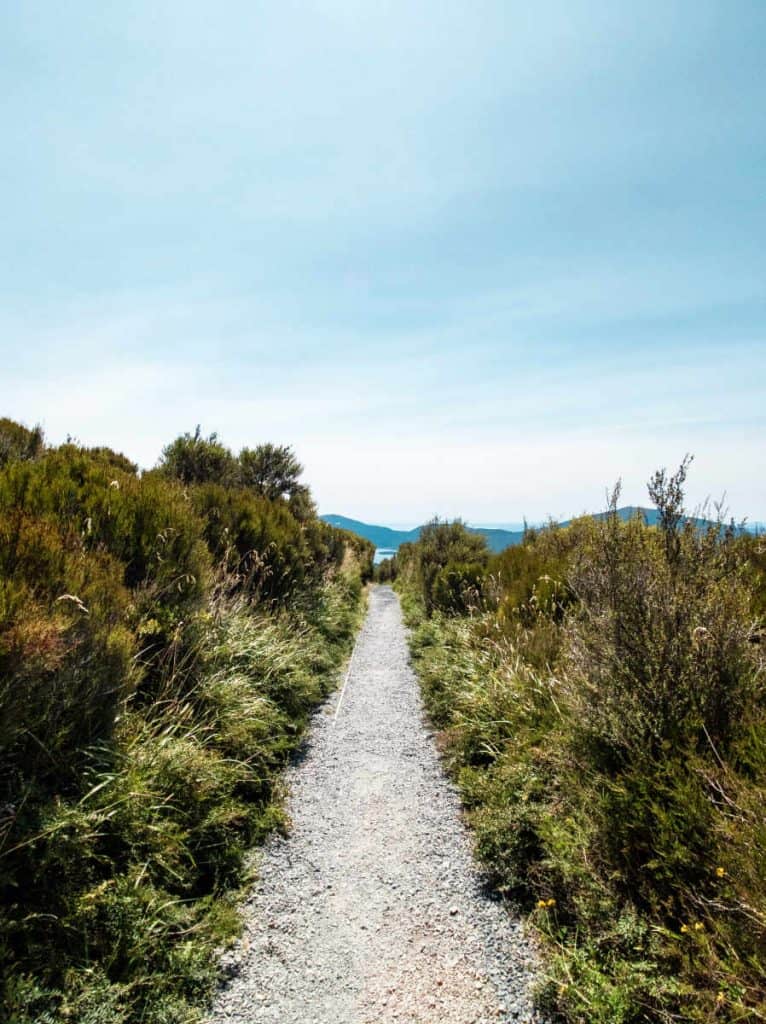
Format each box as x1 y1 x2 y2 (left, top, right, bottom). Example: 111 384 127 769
208 586 543 1024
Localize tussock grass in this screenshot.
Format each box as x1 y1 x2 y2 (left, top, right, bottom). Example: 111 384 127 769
0 419 372 1023
1 576 367 1024
400 466 766 1023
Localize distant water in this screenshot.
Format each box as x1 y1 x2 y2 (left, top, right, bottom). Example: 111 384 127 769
374 548 397 565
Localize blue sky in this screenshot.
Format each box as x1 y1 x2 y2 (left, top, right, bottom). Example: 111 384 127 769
1 1 764 524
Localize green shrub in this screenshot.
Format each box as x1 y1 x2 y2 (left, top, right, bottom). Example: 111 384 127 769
0 449 211 624
739 531 766 618
1 572 366 1024
0 419 368 1024
401 462 766 1022
190 482 308 604
0 418 44 469
335 527 375 582
488 524 576 627
159 433 318 524
157 427 239 487
0 513 134 782
398 519 489 614
431 561 485 615
81 446 139 475
300 516 351 579
566 476 758 756
376 555 396 583
238 443 306 503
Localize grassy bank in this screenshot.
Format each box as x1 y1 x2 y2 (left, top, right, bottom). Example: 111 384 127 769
393 469 765 1023
0 420 371 1023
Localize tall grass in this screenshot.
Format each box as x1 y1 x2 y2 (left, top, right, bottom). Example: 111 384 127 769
2 583 365 1023
0 419 371 1023
400 466 766 1023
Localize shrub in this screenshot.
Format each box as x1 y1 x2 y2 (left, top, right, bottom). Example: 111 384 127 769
238 443 306 503
337 528 375 582
488 522 576 626
158 427 239 487
400 519 489 614
1 568 366 1024
0 449 212 627
0 418 44 468
81 446 139 475
431 561 485 615
0 513 134 784
739 531 766 618
190 482 309 604
0 420 368 1024
566 475 758 757
401 461 766 1022
298 515 348 581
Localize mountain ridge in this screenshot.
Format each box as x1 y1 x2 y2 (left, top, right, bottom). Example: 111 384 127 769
321 508 757 555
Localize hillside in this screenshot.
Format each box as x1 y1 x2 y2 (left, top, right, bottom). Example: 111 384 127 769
323 508 761 555
322 514 526 554
321 515 421 550
322 508 680 555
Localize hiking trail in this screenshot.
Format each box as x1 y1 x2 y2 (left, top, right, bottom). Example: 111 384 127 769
208 586 543 1024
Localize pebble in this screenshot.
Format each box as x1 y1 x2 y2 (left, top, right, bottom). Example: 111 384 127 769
207 587 546 1024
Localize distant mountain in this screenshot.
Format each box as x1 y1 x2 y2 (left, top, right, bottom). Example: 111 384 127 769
322 507 757 556
322 514 524 553
469 526 526 551
321 516 421 551
592 505 661 526
589 506 759 532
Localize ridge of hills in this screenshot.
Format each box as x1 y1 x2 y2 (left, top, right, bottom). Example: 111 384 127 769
321 508 756 555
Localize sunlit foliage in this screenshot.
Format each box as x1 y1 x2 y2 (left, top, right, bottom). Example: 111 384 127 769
0 418 372 1023
400 463 766 1023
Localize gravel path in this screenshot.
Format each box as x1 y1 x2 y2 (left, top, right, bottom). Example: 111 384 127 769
208 586 544 1024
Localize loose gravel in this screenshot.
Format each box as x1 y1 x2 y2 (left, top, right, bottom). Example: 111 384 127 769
208 586 545 1024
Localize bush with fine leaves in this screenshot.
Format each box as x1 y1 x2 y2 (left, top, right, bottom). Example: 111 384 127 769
401 462 766 1023
397 519 489 614
190 482 309 603
0 514 134 783
0 419 369 1024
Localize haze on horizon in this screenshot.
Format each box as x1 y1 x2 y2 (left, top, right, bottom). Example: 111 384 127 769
1 2 764 525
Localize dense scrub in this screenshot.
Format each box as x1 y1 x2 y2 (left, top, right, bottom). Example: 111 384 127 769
0 419 372 1023
397 468 765 1023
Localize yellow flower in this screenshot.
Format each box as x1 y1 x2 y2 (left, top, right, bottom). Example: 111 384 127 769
680 924 689 934
716 992 726 1005
694 921 704 932
537 899 547 909
546 898 556 907
716 866 726 878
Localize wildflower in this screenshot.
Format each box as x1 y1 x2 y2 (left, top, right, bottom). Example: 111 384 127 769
680 924 689 934
546 898 556 907
716 992 726 1005
694 921 704 932
716 866 726 878
536 899 547 909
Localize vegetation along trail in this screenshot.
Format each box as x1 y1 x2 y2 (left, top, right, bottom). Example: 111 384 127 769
208 586 543 1024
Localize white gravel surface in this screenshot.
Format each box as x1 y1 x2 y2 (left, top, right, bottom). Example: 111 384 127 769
207 586 544 1024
